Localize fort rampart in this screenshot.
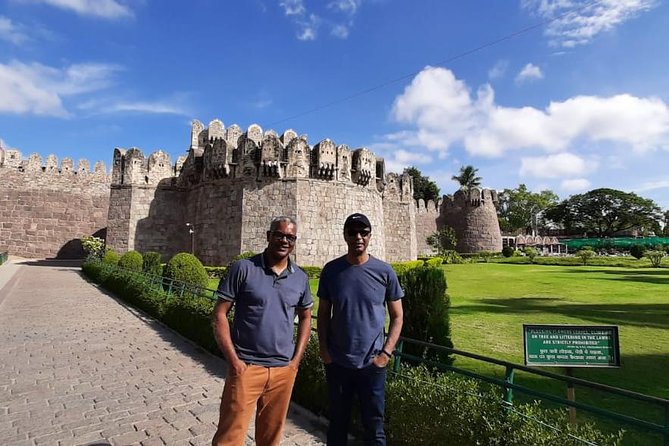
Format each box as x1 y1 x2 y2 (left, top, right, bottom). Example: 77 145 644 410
0 147 110 258
106 119 418 266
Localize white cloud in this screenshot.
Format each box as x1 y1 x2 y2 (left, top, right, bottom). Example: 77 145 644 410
515 63 543 84
0 60 120 117
520 153 587 178
279 0 306 16
561 178 591 191
633 179 669 193
280 0 362 40
77 94 191 116
328 0 361 14
331 24 349 38
488 60 508 80
388 66 669 158
0 16 29 45
20 0 133 19
522 0 659 47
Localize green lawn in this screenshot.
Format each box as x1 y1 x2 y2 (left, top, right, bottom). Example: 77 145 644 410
442 263 669 443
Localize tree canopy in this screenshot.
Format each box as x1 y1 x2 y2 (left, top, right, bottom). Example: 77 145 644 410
543 188 663 237
497 184 559 234
403 166 440 202
452 165 482 190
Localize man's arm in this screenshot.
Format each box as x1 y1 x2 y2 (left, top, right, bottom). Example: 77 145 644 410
289 307 312 370
212 299 247 375
373 299 404 368
317 299 333 364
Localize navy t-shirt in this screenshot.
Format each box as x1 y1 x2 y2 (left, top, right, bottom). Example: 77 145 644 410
216 253 313 367
318 255 404 369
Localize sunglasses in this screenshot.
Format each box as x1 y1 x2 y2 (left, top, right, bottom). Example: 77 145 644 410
270 231 297 243
346 228 371 238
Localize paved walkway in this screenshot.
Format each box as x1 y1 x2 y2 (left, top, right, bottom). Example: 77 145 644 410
0 259 327 446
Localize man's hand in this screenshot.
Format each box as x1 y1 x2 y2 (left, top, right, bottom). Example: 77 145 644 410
229 358 248 376
319 347 333 365
372 353 390 368
288 358 301 371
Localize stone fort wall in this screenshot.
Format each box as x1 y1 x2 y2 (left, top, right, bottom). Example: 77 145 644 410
0 148 110 258
106 119 418 266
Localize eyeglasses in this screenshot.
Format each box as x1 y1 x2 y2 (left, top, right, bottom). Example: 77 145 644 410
270 231 297 243
346 228 371 238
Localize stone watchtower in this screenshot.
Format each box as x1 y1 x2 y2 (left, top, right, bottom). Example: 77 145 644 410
106 119 418 266
440 188 502 253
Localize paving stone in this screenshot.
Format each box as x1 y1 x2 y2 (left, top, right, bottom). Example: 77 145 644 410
0 262 327 446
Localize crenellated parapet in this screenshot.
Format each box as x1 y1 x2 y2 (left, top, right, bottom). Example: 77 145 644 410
111 147 173 186
442 187 499 209
0 148 108 177
127 118 411 197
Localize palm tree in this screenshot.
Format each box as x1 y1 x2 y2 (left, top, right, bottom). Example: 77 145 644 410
451 165 482 190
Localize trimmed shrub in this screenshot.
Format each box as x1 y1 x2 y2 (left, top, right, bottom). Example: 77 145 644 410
630 244 646 259
502 246 515 257
81 235 105 259
396 266 453 364
204 266 227 278
523 247 539 263
118 250 143 271
477 251 496 263
645 250 666 267
103 250 120 265
576 249 596 266
386 366 623 446
164 252 208 289
142 251 162 276
425 257 444 267
391 260 425 276
300 266 322 279
220 251 257 280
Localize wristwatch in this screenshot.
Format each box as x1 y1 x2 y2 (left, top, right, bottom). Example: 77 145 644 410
380 349 393 358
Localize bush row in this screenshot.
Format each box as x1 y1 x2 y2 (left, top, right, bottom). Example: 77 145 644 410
82 260 620 445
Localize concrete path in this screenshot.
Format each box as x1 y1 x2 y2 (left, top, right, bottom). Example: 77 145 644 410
0 260 327 446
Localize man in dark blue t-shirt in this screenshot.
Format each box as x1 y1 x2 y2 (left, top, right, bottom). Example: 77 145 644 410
211 216 313 446
317 213 404 446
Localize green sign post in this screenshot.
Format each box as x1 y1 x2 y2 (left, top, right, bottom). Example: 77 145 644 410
523 324 620 368
524 324 621 425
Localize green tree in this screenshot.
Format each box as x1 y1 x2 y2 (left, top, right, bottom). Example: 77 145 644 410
544 188 662 237
426 226 458 256
645 250 666 267
497 184 559 234
576 249 595 266
403 166 440 202
451 165 482 190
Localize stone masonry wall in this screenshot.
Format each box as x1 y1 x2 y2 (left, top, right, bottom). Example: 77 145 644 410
294 179 385 267
0 158 110 258
414 199 440 256
442 189 502 253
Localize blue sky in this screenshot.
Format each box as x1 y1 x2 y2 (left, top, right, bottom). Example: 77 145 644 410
1 0 668 209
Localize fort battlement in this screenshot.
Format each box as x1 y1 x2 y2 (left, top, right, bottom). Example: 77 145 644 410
106 119 417 266
0 148 110 258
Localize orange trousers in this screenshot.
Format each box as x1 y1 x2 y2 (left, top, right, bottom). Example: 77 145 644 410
212 364 298 446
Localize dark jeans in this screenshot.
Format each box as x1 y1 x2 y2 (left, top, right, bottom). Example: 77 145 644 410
325 362 387 446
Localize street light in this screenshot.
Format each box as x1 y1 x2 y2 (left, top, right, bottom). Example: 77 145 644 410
186 222 195 254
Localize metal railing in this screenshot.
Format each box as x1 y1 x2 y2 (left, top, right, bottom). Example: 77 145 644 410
391 337 669 445
89 260 669 445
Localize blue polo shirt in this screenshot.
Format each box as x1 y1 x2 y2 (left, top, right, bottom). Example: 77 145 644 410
216 252 313 367
318 255 404 369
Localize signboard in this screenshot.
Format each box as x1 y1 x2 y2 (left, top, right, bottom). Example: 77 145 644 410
523 324 620 368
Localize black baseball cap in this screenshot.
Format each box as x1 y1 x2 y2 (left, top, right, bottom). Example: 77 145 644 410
344 213 372 230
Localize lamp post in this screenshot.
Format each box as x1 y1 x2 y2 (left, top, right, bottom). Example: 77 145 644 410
186 222 194 254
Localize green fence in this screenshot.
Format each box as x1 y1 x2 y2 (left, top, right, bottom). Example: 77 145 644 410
392 338 669 445
91 261 669 445
562 237 669 250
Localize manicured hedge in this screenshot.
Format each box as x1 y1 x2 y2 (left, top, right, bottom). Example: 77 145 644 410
82 260 622 445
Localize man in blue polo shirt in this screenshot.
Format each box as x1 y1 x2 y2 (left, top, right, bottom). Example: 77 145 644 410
211 216 313 446
317 213 404 446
